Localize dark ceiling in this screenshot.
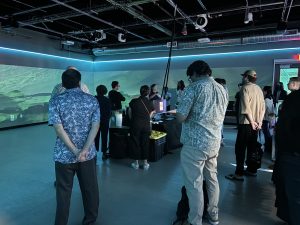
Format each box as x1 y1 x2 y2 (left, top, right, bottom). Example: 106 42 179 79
1 0 300 51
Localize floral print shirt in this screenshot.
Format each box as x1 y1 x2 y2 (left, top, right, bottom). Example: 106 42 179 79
177 77 228 155
49 88 100 164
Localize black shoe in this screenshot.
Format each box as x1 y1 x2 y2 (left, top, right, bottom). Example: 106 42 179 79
244 170 257 177
102 153 109 160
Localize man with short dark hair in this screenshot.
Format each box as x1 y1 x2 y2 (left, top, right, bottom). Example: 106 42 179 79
287 77 300 92
95 85 111 160
108 80 125 111
108 81 125 127
176 60 228 225
49 69 100 225
226 70 265 181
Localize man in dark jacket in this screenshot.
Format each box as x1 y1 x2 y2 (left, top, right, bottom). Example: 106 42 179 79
108 81 125 111
275 89 300 225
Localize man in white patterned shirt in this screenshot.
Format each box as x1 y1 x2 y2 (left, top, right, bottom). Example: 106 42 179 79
176 60 228 225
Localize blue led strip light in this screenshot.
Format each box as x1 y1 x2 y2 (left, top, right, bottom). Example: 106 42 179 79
96 47 300 63
0 46 91 63
1 46 300 64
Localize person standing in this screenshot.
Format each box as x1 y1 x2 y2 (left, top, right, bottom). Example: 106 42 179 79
274 89 300 225
49 69 100 225
128 85 155 170
234 83 242 128
273 81 287 106
108 80 125 111
262 86 275 153
163 86 172 111
108 81 125 126
51 66 90 99
176 80 185 107
176 60 228 225
149 84 161 101
226 70 265 181
287 77 300 92
95 85 111 160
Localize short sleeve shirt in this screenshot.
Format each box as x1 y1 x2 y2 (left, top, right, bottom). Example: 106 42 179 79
48 88 100 164
177 77 228 154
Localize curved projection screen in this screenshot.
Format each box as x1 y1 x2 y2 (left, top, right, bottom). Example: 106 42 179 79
0 65 63 129
0 63 270 129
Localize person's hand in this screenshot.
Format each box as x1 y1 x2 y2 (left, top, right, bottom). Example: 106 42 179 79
78 150 88 162
257 122 262 130
250 121 259 130
73 148 81 158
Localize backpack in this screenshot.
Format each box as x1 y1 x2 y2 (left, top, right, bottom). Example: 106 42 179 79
172 182 208 225
172 186 189 225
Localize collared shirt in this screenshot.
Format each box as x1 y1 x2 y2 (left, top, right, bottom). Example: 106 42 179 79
239 82 265 124
177 77 228 154
48 88 100 164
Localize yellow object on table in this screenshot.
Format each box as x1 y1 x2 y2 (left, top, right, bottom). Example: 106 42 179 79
150 130 167 140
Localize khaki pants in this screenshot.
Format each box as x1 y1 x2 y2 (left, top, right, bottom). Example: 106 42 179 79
181 145 219 225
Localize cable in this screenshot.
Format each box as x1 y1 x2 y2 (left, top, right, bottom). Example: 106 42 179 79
161 4 177 99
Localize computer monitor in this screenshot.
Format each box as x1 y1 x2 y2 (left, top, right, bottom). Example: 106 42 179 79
153 99 166 113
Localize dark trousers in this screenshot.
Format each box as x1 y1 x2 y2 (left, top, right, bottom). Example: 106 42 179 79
130 123 150 160
262 120 272 153
55 159 99 225
235 124 258 175
95 121 109 153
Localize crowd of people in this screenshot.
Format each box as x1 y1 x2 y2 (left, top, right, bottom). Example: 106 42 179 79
48 62 300 225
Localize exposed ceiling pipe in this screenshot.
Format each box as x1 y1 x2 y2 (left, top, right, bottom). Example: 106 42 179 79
11 0 47 13
166 0 196 27
281 0 294 22
152 1 174 19
91 23 278 48
18 21 91 43
105 0 172 36
196 0 207 11
13 0 76 16
20 0 153 26
49 0 149 41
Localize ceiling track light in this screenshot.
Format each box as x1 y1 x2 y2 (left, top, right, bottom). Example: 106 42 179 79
244 12 253 24
118 33 126 42
194 14 208 32
94 30 106 42
181 22 187 36
244 0 253 24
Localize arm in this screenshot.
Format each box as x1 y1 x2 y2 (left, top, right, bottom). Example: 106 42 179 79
78 122 100 161
118 92 126 101
53 124 80 157
176 87 194 124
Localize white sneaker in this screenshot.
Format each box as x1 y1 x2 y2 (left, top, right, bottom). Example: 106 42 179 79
143 163 150 170
207 212 219 225
131 162 139 170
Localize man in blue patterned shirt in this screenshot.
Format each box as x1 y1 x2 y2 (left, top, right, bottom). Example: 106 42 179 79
49 68 100 225
176 60 228 225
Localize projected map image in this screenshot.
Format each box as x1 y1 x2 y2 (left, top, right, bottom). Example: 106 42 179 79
0 63 271 129
0 65 63 128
